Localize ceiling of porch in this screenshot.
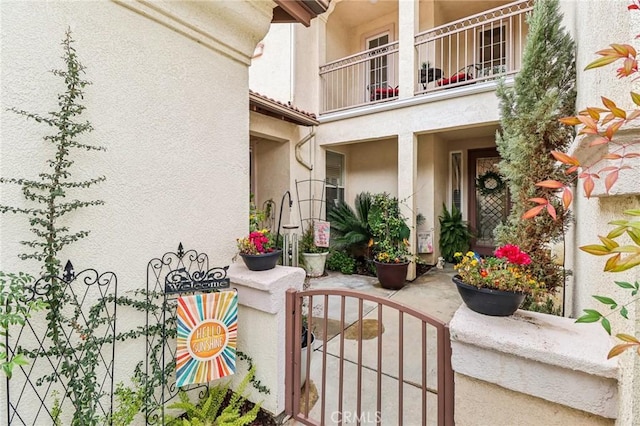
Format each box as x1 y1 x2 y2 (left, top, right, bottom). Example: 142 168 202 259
329 0 513 30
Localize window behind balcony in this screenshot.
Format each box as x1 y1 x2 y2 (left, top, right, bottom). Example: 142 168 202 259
325 151 345 218
479 26 506 73
367 34 389 92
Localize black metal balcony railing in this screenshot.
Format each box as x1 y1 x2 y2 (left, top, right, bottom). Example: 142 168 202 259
318 0 533 114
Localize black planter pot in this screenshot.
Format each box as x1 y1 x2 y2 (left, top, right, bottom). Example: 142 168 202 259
301 325 315 348
374 260 409 290
239 250 282 271
452 275 525 316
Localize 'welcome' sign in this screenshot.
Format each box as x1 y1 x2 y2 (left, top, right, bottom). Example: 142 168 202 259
176 291 237 387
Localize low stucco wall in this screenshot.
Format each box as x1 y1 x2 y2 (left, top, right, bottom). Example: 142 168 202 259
450 305 619 423
455 374 614 426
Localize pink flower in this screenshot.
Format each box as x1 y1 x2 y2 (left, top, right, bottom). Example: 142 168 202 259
495 244 531 265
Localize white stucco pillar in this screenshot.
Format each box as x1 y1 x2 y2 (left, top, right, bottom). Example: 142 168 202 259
398 132 418 280
398 0 418 100
228 264 306 416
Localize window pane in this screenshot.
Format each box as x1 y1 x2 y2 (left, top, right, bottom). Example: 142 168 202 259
326 151 345 218
451 152 462 212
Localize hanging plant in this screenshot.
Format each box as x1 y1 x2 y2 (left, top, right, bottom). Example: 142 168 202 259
476 170 505 196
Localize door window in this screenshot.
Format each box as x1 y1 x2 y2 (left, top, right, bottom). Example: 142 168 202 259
367 34 390 94
479 26 506 75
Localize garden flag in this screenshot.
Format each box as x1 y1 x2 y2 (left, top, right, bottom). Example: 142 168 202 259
314 220 330 247
176 290 237 387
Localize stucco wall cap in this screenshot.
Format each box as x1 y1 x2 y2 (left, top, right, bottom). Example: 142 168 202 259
229 263 305 291
229 263 305 314
450 305 618 379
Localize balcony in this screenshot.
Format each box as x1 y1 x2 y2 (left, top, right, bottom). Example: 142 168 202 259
319 41 399 114
319 0 533 115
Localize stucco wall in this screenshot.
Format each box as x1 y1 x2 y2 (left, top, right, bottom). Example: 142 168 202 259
250 24 294 105
1 0 273 418
455 374 614 426
249 110 318 227
325 13 353 62
1 0 272 283
344 138 398 203
570 1 640 424
254 137 290 222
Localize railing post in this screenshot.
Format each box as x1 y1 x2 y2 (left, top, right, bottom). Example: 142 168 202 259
284 288 296 416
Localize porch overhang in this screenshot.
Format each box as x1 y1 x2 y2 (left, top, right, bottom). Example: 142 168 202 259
272 0 329 27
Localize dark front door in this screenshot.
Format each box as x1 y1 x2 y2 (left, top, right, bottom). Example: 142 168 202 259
468 148 509 256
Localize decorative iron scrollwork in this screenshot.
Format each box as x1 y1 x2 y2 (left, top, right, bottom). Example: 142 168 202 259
164 266 230 294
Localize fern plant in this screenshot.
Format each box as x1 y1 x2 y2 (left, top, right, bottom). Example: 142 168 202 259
438 204 471 263
167 366 261 426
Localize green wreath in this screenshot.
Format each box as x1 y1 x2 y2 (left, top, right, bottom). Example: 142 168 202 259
476 170 505 196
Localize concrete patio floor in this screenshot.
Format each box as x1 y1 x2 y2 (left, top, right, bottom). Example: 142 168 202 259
286 266 463 425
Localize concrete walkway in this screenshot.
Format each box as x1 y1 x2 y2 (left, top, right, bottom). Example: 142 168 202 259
288 267 463 425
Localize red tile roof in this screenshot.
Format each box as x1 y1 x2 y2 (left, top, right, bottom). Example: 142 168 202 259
249 90 318 126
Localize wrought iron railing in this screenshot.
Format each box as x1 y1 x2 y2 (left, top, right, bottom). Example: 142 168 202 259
318 0 533 114
284 288 454 425
319 41 399 114
415 0 533 94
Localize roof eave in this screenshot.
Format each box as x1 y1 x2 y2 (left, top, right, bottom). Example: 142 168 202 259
249 92 319 127
272 0 329 27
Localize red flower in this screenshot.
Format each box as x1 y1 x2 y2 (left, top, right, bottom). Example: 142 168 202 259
480 269 488 278
494 244 531 265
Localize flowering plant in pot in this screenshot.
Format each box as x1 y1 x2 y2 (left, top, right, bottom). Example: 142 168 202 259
453 244 543 316
236 229 281 271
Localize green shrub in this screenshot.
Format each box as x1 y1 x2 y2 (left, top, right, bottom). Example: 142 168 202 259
326 250 356 274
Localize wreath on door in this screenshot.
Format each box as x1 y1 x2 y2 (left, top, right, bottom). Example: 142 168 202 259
476 170 505 196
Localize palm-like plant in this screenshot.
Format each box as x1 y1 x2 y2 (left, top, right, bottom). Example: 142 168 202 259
328 192 373 255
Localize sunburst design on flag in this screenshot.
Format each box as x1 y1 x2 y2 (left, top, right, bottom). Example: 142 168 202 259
176 291 237 387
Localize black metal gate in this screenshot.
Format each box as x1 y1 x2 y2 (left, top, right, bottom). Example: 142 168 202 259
285 288 454 425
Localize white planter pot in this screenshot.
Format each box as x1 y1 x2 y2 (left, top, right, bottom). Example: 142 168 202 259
301 252 328 277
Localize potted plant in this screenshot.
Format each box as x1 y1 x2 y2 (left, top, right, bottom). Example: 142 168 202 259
299 222 329 277
452 244 542 316
237 229 281 271
369 193 412 289
420 61 442 84
439 204 472 263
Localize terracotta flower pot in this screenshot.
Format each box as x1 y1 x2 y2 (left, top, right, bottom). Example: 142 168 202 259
239 250 282 271
374 260 409 290
452 275 525 316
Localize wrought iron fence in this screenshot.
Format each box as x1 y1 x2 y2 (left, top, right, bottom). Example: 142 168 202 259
5 261 117 425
